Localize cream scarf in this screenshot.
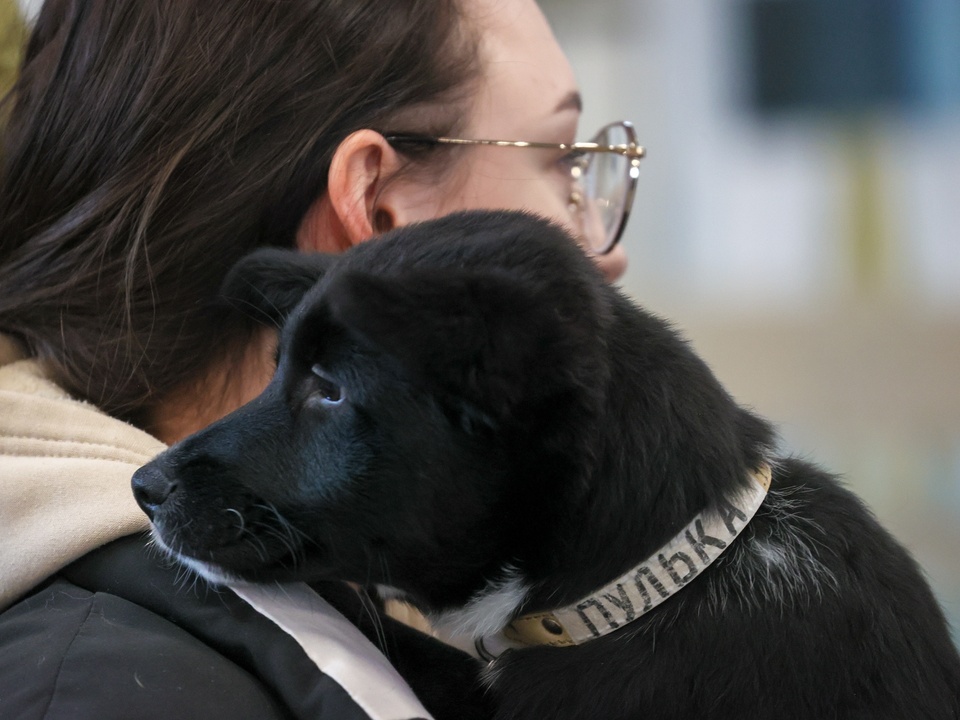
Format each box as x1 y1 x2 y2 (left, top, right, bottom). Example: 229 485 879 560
0 335 165 610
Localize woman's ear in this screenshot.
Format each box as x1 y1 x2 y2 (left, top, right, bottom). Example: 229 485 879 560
296 129 416 253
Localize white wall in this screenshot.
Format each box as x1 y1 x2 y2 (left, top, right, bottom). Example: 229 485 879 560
545 0 960 314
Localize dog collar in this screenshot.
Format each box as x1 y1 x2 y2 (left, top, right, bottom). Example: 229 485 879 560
475 464 772 660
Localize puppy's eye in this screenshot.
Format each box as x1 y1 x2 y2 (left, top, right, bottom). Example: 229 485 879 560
310 364 345 406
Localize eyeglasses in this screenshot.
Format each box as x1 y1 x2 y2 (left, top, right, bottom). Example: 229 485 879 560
385 121 645 255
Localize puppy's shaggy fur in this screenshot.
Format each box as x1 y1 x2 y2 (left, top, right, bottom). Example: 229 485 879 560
134 211 960 720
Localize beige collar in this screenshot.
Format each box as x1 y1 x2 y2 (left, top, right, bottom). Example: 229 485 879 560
475 465 773 660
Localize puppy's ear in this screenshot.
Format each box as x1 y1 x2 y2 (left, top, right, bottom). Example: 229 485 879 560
221 248 335 326
327 269 569 426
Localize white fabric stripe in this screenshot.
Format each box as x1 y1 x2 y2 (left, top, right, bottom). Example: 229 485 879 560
230 582 432 720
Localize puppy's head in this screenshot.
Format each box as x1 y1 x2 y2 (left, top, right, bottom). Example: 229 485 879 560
132 211 611 608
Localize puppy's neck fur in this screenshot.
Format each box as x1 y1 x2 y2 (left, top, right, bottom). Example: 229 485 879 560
518 316 767 593
429 565 529 640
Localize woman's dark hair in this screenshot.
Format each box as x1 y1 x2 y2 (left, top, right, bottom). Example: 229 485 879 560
0 0 478 426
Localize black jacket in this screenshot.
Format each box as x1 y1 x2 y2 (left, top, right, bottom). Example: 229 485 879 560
0 535 421 720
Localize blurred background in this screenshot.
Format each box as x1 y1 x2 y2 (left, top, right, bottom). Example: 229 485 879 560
543 0 960 646
3 0 958 645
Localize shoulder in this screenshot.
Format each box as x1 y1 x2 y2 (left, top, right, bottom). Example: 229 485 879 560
0 578 286 718
0 576 289 719
0 536 378 720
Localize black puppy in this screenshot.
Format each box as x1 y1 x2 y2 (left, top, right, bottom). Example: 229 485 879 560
133 210 960 719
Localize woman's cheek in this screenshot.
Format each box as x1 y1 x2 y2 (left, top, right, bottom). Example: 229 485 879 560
594 244 628 282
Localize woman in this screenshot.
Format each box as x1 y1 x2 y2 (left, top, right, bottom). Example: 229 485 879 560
0 0 641 717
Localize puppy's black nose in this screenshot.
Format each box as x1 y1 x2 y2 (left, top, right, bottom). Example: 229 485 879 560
132 463 178 519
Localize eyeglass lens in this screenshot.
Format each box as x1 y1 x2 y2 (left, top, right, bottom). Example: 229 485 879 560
585 123 632 254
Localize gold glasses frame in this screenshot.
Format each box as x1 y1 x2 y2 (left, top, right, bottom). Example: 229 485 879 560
385 120 645 255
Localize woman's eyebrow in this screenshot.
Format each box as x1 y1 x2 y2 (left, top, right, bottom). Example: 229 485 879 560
555 90 583 114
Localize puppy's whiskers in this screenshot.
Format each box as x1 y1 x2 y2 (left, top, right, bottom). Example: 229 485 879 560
378 551 394 596
253 502 309 568
167 541 205 595
247 528 271 563
224 507 246 536
359 585 389 658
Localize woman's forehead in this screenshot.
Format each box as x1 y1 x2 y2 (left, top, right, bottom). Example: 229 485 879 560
466 0 580 137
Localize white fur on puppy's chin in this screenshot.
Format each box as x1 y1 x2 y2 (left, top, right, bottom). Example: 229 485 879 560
429 566 529 640
148 527 239 586
177 555 240 586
